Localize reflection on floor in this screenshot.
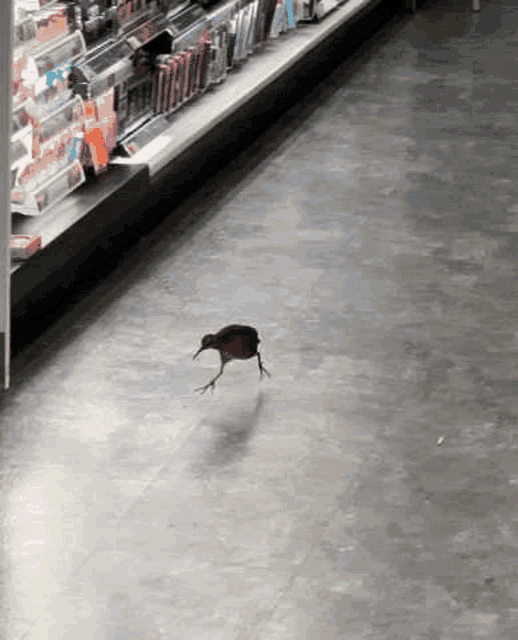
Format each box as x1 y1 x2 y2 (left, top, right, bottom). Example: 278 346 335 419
3 0 518 638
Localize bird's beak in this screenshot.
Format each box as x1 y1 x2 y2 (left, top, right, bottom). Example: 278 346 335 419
193 346 204 360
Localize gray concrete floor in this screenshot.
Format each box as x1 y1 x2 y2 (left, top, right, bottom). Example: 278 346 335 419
3 0 518 638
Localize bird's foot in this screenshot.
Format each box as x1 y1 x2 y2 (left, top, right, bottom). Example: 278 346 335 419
259 366 271 379
195 381 216 394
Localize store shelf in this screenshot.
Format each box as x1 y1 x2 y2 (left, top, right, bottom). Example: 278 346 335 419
10 0 404 356
11 164 149 285
11 163 149 354
113 0 390 181
128 0 403 210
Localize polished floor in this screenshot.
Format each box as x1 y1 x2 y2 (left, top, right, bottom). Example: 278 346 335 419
3 0 518 638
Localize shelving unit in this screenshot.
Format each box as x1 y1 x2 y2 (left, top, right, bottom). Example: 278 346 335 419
7 0 409 384
1 0 13 390
113 0 392 181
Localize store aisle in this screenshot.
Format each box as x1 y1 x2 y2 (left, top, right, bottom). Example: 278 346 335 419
3 0 518 638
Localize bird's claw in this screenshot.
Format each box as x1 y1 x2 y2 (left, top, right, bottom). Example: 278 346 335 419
195 381 216 394
259 367 271 379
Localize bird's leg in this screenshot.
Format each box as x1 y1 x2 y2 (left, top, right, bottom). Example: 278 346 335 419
195 369 224 394
256 352 271 378
195 358 228 394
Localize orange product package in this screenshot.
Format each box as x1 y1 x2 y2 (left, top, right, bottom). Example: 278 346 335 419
83 101 109 174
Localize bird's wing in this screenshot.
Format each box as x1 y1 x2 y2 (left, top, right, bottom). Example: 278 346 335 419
218 325 259 345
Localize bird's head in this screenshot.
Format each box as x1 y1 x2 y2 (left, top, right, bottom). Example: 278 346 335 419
193 333 216 360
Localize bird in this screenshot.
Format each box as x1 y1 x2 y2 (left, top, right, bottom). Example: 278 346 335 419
193 324 271 394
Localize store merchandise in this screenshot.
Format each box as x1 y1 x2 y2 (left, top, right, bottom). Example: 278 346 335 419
32 160 86 215
81 1 118 46
10 235 43 260
10 126 33 195
12 157 86 217
243 0 259 56
70 39 134 99
117 113 168 156
34 3 70 45
268 0 287 38
165 55 179 110
33 30 87 94
257 0 277 46
10 0 351 223
161 55 176 110
205 31 226 86
169 2 207 52
13 14 38 51
125 12 170 51
154 58 169 112
314 0 340 19
11 17 80 212
13 94 85 209
286 0 303 28
177 51 191 102
234 0 251 62
173 53 186 105
298 0 339 21
224 8 239 64
183 48 196 98
95 87 118 151
195 30 212 90
117 0 157 35
82 101 110 173
190 44 204 94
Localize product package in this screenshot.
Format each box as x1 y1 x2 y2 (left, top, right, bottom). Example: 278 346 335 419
82 101 110 174
13 14 38 51
12 102 33 138
165 55 179 111
70 39 134 100
78 0 118 46
32 30 87 97
195 30 212 91
244 0 259 54
20 94 85 188
233 2 247 62
34 3 70 45
12 50 39 108
124 75 154 132
116 0 155 35
206 30 227 86
10 235 43 260
268 0 287 39
96 87 118 152
125 13 169 51
179 48 194 100
117 113 169 157
314 0 340 20
238 0 253 58
36 160 86 214
10 125 34 205
154 58 170 113
206 0 238 83
225 11 238 66
298 0 338 21
12 159 86 217
169 3 207 53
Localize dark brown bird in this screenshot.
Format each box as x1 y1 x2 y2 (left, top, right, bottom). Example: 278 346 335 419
193 324 271 394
